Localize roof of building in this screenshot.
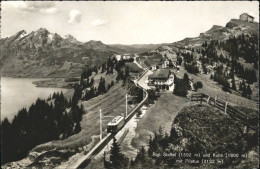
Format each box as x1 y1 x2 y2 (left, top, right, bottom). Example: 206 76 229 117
240 13 254 18
148 69 170 79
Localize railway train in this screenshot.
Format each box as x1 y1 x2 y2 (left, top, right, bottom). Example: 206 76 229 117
107 116 125 133
107 105 148 133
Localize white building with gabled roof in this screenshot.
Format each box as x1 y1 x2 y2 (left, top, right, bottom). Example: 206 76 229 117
239 13 254 23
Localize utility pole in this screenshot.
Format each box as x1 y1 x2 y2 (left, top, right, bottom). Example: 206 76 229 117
100 109 102 140
126 94 128 117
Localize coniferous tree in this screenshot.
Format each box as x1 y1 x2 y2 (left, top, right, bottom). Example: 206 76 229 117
131 146 154 168
125 66 130 78
148 135 154 157
232 77 237 91
239 81 243 91
74 122 81 134
110 63 114 74
94 66 98 73
90 77 94 86
177 56 183 65
174 77 188 97
98 77 107 94
183 73 191 90
101 62 106 73
110 80 114 87
106 57 111 75
247 84 252 99
109 138 129 169
242 81 247 97
84 78 89 88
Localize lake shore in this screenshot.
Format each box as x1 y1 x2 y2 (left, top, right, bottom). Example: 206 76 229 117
1 77 73 120
32 78 79 89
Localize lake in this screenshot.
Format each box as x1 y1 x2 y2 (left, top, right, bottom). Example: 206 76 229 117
1 77 68 121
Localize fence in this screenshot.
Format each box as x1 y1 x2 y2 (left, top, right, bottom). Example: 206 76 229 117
190 93 257 132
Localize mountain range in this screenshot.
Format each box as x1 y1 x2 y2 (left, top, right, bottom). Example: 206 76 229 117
0 28 168 77
0 19 258 78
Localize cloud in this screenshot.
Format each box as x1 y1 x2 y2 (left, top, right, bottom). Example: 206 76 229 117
91 19 108 26
68 10 82 25
11 2 57 14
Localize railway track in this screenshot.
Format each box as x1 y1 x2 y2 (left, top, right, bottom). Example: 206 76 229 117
73 69 149 169
76 133 114 168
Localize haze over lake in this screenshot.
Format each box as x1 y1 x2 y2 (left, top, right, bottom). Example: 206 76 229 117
1 77 68 120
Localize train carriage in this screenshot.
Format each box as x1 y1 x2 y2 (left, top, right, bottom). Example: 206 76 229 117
107 116 125 133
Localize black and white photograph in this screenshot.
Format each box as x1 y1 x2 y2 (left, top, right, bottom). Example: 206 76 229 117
0 1 259 168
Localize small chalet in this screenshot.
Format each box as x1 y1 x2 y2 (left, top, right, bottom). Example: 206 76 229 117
162 58 170 68
115 54 122 61
122 54 131 60
151 65 157 71
148 69 174 90
239 13 254 23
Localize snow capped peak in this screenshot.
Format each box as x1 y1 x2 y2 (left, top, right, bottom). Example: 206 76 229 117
14 30 28 40
19 31 28 38
48 33 54 41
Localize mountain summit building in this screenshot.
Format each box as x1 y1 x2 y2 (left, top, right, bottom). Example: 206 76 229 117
239 13 254 23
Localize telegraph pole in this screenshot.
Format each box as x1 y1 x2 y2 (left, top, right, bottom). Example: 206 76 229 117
100 109 102 140
126 94 128 117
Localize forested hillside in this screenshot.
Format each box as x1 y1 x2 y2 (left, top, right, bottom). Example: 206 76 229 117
139 19 259 100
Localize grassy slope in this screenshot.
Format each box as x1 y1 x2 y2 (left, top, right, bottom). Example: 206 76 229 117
125 62 143 73
172 65 258 109
32 82 134 152
132 93 195 148
174 104 246 151
89 70 117 89
170 104 258 168
12 64 145 167
139 54 162 67
25 81 137 167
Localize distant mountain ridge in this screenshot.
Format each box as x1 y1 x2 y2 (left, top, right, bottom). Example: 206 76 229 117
142 19 259 61
109 43 170 53
83 40 126 54
175 19 259 47
0 28 117 77
0 28 164 78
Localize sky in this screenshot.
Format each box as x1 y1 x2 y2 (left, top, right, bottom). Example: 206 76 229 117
1 1 259 45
